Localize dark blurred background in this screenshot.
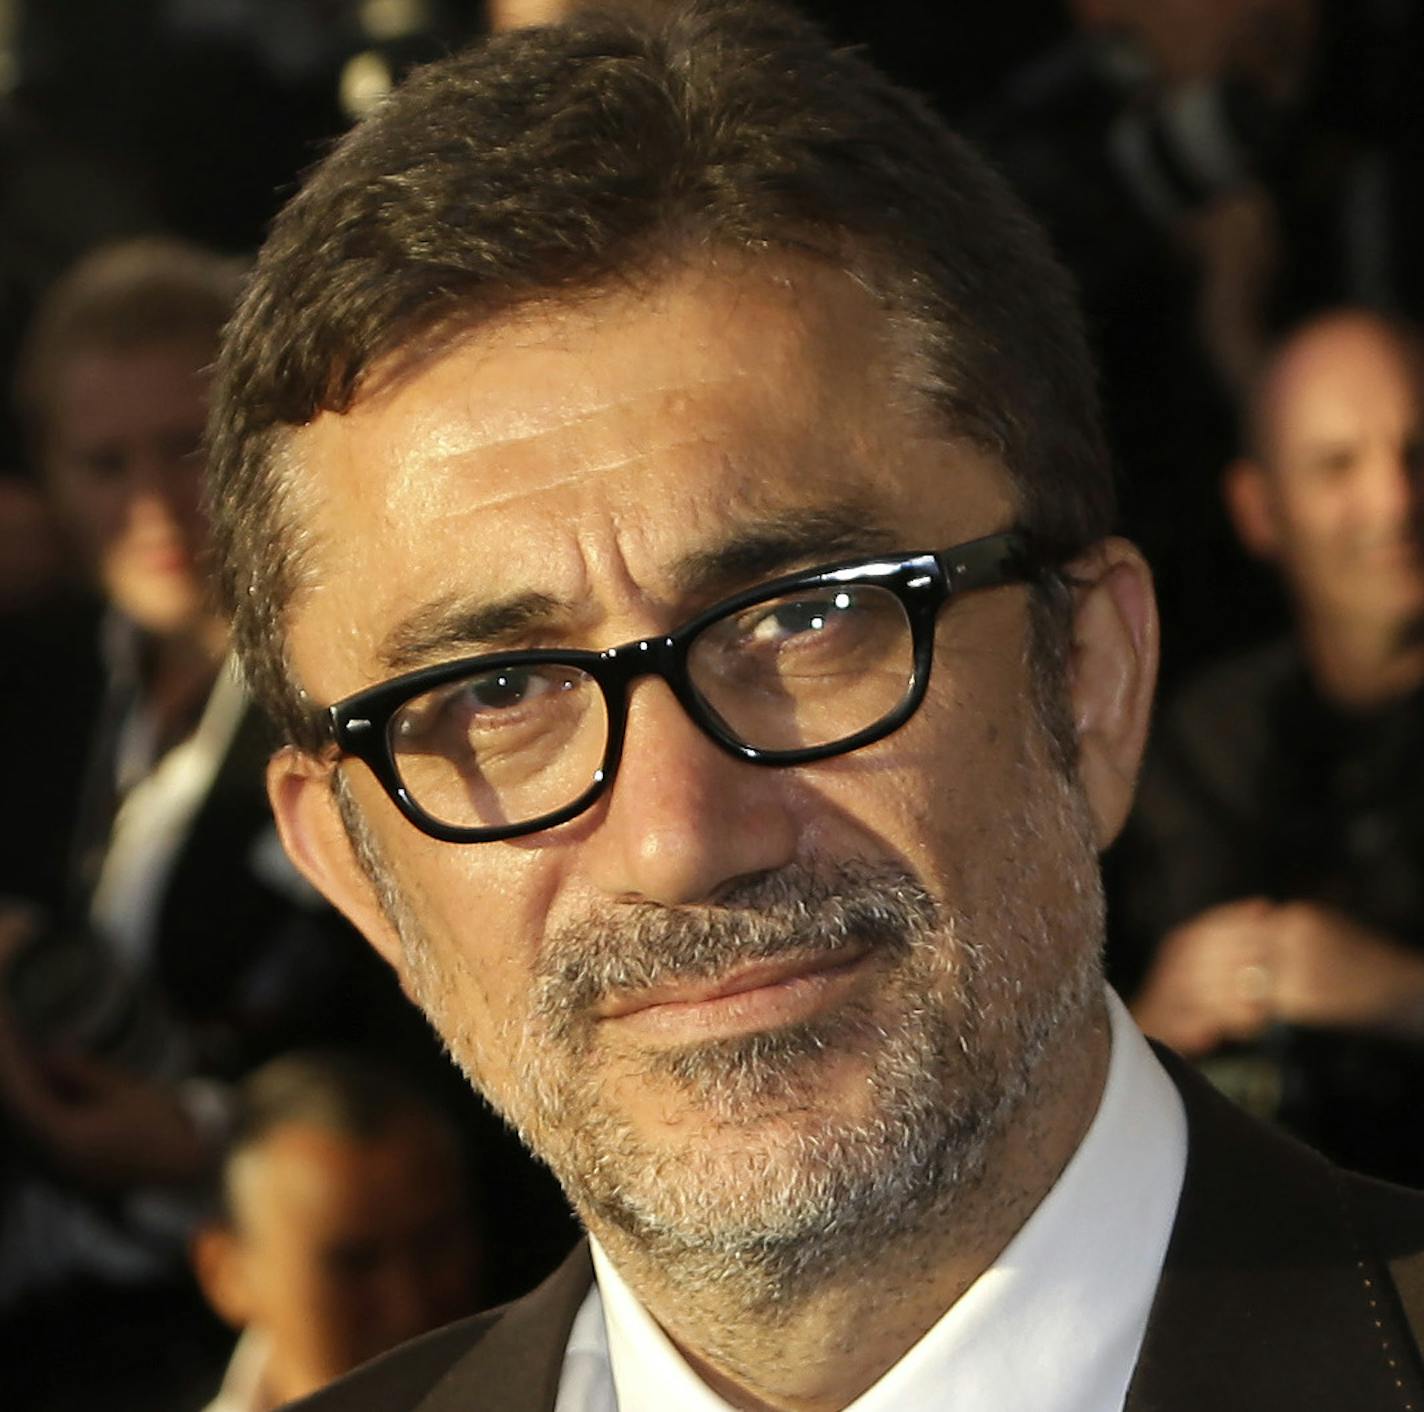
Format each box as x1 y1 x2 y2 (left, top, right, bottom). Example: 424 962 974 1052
0 0 1065 473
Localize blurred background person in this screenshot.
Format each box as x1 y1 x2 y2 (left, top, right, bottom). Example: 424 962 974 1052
3 237 238 917
0 237 540 1412
1117 308 1424 1185
975 0 1424 687
190 1052 480 1412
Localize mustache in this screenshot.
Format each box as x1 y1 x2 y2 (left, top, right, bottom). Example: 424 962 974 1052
532 861 941 1030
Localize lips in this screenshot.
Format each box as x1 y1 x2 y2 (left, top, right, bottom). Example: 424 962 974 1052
592 946 874 1041
123 538 194 575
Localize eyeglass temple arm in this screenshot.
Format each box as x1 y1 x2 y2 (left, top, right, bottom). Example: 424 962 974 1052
936 529 1049 593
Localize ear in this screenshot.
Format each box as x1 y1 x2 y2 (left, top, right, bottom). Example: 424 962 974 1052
1223 457 1281 561
266 749 409 981
190 1223 252 1331
1066 537 1159 850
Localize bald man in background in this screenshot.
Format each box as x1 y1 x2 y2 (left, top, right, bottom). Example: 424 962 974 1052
1125 309 1424 1184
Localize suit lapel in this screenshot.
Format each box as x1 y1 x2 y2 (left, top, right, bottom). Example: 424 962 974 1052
417 1243 595 1412
1126 1050 1419 1412
404 1056 1424 1411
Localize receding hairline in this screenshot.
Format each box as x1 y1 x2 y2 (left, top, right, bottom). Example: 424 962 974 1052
223 1108 463 1229
1246 309 1424 467
262 245 1021 691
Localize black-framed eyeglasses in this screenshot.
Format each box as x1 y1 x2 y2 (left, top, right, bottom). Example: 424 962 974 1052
321 529 1046 843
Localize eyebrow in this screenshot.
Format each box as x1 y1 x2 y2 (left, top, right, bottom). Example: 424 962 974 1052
379 591 571 672
667 503 901 597
376 500 903 673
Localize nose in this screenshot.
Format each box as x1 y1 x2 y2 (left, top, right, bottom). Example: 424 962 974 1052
121 450 194 528
580 675 800 907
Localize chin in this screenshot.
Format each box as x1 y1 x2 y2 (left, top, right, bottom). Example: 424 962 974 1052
111 581 206 637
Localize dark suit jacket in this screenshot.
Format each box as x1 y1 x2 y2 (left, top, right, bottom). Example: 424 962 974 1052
295 1049 1424 1410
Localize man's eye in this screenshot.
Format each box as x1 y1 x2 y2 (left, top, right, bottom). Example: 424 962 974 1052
75 449 126 482
395 665 573 746
742 591 859 646
464 667 551 712
1309 447 1360 480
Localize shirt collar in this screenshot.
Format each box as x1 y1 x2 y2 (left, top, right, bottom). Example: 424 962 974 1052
575 988 1186 1412
203 1329 280 1412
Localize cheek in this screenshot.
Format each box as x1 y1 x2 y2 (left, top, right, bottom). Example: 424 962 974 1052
249 1247 332 1339
299 1278 377 1372
796 705 1013 908
390 839 561 1058
54 482 124 558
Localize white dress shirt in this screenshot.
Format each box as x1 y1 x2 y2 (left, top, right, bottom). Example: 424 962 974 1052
90 646 249 975
554 988 1186 1412
200 1330 280 1412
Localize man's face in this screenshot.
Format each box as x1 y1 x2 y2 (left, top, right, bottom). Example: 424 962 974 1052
1252 317 1424 640
220 1116 475 1400
276 261 1109 1288
44 341 212 635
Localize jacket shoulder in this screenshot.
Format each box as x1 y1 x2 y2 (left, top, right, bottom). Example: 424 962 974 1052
289 1241 594 1411
1129 1046 1424 1409
290 1310 506 1410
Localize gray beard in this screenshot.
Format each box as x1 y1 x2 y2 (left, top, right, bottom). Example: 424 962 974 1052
348 757 1104 1312
358 814 1099 1315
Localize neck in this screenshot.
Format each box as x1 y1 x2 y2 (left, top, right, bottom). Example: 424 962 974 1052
263 1352 317 1411
1298 611 1424 711
589 1001 1111 1412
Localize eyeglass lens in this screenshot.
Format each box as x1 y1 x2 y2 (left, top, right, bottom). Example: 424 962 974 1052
385 582 915 832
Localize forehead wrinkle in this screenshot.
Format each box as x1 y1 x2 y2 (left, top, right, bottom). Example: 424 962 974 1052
420 432 731 519
375 494 909 678
368 338 768 508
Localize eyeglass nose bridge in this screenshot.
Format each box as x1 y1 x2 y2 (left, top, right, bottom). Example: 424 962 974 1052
590 630 763 799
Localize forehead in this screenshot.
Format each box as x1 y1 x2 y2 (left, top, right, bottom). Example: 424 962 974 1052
284 258 1013 694
52 342 210 437
235 1118 455 1232
1261 320 1422 457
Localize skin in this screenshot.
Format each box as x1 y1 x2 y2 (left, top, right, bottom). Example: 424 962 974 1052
1134 314 1424 1056
268 258 1158 1410
486 0 573 29
45 340 216 642
192 1115 477 1404
1231 313 1424 707
43 337 228 754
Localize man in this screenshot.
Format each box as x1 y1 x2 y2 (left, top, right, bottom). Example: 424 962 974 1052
192 1052 480 1411
1126 310 1424 1184
4 237 240 914
0 240 478 1412
973 0 1424 686
204 4 1424 1409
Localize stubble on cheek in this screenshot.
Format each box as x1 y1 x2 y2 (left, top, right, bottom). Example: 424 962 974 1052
371 723 1105 1305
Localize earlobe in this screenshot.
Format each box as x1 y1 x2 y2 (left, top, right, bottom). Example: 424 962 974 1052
1223 458 1280 561
1065 538 1159 850
190 1224 251 1331
265 749 409 978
